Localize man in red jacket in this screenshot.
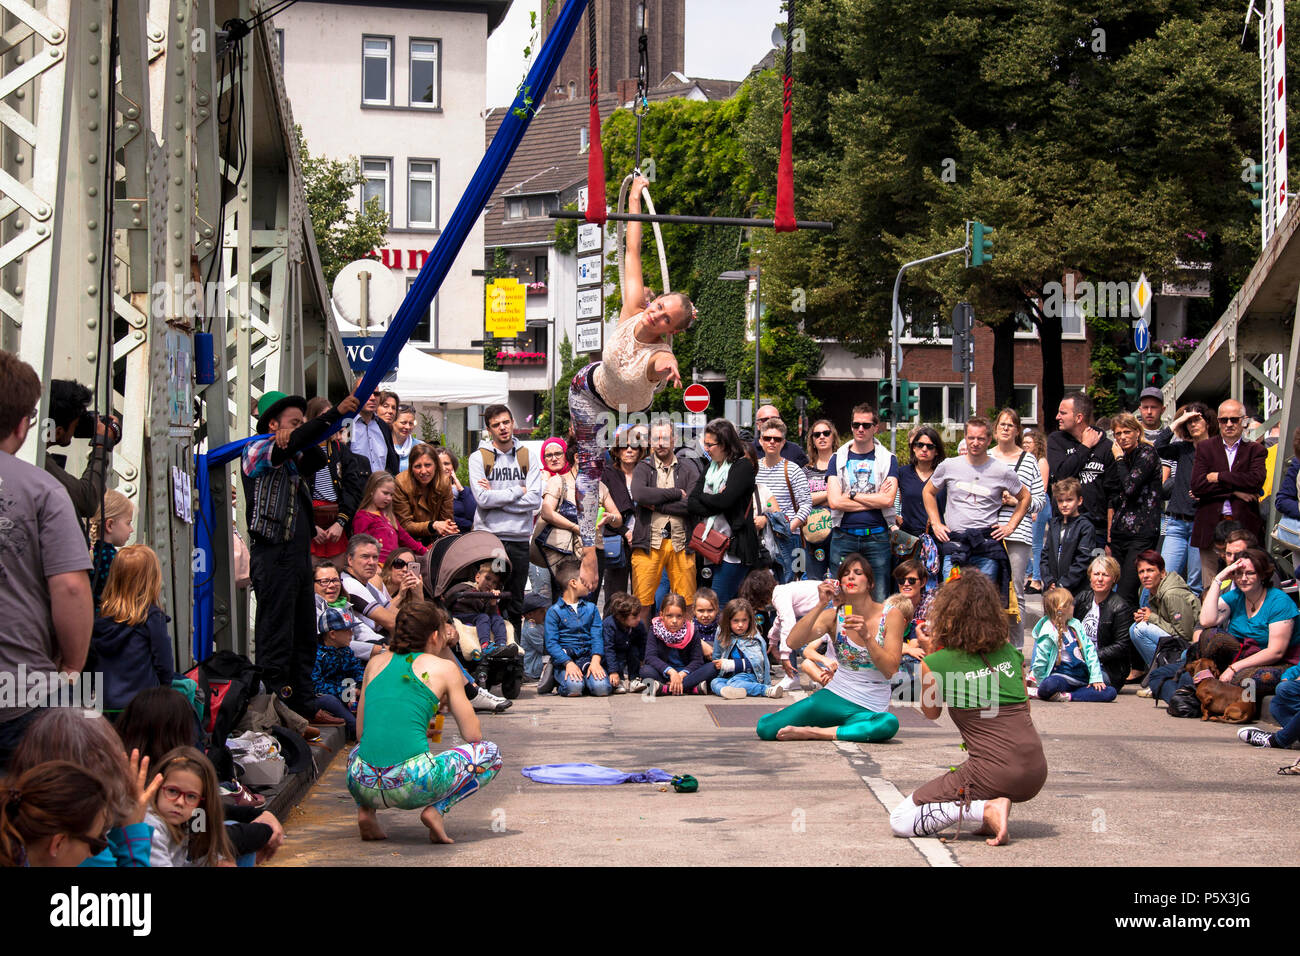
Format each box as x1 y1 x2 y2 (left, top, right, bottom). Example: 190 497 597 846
1190 399 1267 588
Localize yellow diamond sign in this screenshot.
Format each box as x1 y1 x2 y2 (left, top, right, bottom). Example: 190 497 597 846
1131 273 1152 321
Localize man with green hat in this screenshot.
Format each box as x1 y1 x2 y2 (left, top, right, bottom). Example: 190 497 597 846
241 387 360 720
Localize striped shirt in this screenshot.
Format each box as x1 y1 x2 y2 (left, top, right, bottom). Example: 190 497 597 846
757 458 813 524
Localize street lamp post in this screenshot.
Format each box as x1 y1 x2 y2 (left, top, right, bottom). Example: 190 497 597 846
719 267 761 421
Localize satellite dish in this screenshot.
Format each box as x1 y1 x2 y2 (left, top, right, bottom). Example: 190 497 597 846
332 258 401 332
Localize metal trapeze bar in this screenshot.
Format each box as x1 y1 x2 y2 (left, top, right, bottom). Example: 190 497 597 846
550 210 835 230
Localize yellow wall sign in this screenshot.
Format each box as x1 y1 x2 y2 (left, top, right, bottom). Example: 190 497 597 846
485 278 526 336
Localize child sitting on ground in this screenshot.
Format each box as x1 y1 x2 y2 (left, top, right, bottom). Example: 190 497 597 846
90 489 134 612
312 607 367 738
1031 586 1116 702
144 747 235 866
540 558 610 697
445 561 510 658
602 591 646 694
883 594 919 700
1041 478 1095 594
710 598 784 699
692 588 720 661
352 471 428 564
640 593 713 696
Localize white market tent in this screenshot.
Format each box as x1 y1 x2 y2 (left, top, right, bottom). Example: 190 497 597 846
382 345 509 408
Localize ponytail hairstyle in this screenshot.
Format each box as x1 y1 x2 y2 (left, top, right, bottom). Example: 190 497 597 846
1043 586 1076 657
153 747 232 867
98 544 163 627
389 600 447 655
0 761 108 867
89 489 133 544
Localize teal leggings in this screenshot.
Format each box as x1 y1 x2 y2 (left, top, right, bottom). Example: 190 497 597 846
756 688 899 743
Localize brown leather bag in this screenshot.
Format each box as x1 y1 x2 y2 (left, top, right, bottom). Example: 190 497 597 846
689 522 731 564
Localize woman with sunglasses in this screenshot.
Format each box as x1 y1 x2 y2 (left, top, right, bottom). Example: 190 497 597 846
802 419 839 581
897 425 946 538
0 762 112 867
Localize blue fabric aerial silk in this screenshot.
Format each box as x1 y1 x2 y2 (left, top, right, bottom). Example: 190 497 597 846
520 764 674 786
193 0 594 657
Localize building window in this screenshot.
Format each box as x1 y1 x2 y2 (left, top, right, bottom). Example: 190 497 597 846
506 197 526 220
534 255 548 284
361 158 391 218
504 194 557 221
363 37 392 105
579 127 589 152
410 40 440 108
406 279 437 346
915 384 975 424
900 302 950 342
1061 300 1085 338
408 160 438 228
1013 385 1037 424
275 29 284 68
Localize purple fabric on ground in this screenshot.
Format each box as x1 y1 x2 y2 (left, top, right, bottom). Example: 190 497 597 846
520 764 673 785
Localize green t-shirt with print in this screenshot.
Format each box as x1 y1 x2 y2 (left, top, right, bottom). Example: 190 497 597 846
923 641 1027 709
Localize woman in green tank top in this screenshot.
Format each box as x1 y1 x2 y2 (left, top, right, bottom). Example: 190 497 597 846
888 572 1047 847
348 601 502 844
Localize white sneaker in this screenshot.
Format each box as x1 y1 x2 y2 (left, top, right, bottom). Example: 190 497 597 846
718 685 748 699
765 684 785 699
775 674 797 692
613 680 629 694
628 677 646 693
1136 686 1154 699
473 689 511 713
1238 727 1275 748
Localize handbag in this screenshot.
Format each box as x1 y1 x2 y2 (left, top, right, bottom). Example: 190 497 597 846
890 526 922 560
603 530 629 568
689 522 732 564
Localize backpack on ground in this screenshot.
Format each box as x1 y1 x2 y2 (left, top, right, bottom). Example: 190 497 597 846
185 651 263 779
1166 685 1202 718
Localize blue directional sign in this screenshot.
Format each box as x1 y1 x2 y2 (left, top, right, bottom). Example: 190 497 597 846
1134 322 1150 354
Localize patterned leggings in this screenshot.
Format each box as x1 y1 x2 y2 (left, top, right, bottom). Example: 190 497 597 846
347 741 502 815
890 795 987 838
568 363 617 546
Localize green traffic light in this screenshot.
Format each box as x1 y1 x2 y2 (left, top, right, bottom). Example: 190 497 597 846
971 221 994 267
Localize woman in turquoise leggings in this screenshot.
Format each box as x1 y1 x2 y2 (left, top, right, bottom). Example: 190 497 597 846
349 601 502 844
756 553 903 743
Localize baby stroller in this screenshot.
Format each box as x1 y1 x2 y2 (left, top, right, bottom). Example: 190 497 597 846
421 531 524 699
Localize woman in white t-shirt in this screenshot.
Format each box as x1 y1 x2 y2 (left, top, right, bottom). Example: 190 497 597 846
756 555 903 743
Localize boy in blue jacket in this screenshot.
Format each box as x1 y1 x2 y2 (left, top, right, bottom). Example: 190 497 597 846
602 591 647 694
542 559 611 697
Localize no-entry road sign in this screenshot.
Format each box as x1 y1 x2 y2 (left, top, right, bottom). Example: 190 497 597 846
684 383 710 414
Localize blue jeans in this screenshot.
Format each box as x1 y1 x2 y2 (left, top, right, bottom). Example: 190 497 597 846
941 554 998 583
711 672 769 697
1129 621 1169 668
556 656 612 697
1160 516 1201 594
1031 498 1051 581
520 622 546 680
312 693 357 739
1277 517 1300 548
828 528 890 602
705 560 748 608
771 532 799 584
1272 679 1300 728
802 536 831 581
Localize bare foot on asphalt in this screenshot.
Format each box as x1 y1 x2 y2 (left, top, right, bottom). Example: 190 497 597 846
422 806 454 844
775 725 820 741
982 797 1011 846
357 808 387 841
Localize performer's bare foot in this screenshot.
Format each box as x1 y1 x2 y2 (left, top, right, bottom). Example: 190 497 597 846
421 805 454 844
981 797 1011 846
357 807 387 840
775 725 837 741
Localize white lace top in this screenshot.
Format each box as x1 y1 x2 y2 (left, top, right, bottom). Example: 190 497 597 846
592 314 672 412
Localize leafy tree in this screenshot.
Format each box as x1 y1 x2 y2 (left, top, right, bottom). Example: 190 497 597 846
742 0 1263 424
297 126 389 286
533 333 582 439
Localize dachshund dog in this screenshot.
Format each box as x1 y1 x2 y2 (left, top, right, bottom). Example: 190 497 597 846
1185 657 1257 723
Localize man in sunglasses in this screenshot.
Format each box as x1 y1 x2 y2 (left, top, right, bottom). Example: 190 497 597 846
751 405 809 467
825 402 897 600
1190 399 1267 588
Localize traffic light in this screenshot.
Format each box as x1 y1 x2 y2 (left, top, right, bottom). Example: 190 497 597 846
876 379 895 419
970 221 995 267
901 379 920 419
1248 163 1264 210
1145 354 1177 389
1118 353 1144 408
